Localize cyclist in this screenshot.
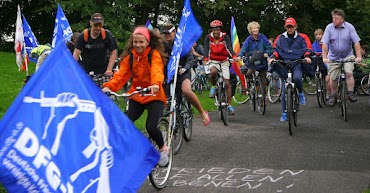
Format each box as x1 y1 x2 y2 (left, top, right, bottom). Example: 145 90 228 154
102 26 169 166
203 20 237 115
236 21 273 106
268 17 312 122
162 23 210 126
322 8 362 106
312 28 331 100
73 13 117 76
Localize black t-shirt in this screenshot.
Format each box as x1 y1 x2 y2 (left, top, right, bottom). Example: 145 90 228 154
75 29 117 74
66 41 74 54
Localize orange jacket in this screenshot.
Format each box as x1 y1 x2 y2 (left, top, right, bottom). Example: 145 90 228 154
102 47 166 105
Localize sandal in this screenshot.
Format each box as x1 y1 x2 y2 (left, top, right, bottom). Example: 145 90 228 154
202 111 210 126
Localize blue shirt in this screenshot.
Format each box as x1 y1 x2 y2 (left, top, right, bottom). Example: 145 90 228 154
238 33 272 57
312 40 322 53
321 21 361 61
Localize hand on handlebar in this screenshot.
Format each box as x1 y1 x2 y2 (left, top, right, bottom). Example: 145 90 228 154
304 57 312 64
102 87 111 93
148 84 160 94
179 68 187 75
355 57 362 64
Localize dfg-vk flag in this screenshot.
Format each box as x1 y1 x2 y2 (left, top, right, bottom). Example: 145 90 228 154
0 42 159 193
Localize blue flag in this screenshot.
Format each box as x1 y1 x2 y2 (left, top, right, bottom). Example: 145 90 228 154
52 3 73 48
145 20 153 30
22 14 39 63
166 0 203 83
0 42 159 193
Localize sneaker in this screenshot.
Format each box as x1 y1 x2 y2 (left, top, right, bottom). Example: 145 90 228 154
348 95 357 103
158 145 169 167
327 96 337 107
209 87 216 98
299 93 306 105
228 105 235 115
280 112 287 122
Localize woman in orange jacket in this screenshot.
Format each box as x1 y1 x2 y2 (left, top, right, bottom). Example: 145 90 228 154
102 26 169 166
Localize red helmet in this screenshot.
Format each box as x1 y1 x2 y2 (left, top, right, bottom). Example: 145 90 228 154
210 20 223 28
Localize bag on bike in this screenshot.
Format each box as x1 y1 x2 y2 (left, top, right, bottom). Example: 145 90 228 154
244 50 268 70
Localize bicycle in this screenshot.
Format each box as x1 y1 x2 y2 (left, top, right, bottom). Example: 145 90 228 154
191 65 210 95
207 59 232 126
241 65 266 115
312 55 327 108
271 59 307 135
360 74 369 95
267 72 282 103
106 87 174 189
302 74 316 95
330 59 356 122
232 75 250 104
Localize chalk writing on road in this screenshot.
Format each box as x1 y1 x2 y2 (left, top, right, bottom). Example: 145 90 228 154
166 167 304 191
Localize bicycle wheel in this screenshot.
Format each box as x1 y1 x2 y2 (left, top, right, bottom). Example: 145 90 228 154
256 81 266 115
341 81 348 122
182 98 193 142
315 76 324 108
219 84 229 126
361 75 369 95
149 119 173 189
267 75 282 103
173 110 184 155
232 81 250 104
249 83 256 111
286 86 293 135
293 88 299 126
303 76 317 95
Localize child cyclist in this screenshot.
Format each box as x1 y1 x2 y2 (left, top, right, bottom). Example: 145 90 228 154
102 26 169 166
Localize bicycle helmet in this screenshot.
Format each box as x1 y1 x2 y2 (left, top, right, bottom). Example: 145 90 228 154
210 20 223 28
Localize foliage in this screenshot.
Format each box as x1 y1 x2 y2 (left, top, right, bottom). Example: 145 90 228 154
1 0 370 50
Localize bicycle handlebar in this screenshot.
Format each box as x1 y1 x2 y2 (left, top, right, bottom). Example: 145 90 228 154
105 87 155 98
271 58 307 68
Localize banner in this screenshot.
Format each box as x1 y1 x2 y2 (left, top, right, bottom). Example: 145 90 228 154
166 0 203 83
230 16 246 90
14 5 29 73
22 14 39 63
51 3 73 48
0 42 159 193
145 20 153 30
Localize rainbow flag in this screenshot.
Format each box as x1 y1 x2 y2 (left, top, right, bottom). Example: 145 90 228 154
230 16 246 89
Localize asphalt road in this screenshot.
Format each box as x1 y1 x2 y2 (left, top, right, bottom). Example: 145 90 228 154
139 94 370 193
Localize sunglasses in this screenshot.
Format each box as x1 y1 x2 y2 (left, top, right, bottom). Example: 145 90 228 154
285 25 295 28
93 23 103 28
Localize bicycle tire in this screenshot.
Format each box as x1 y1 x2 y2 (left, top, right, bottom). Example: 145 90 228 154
182 98 193 142
361 75 370 95
256 81 266 115
341 81 348 122
232 81 250 104
293 88 299 127
315 76 324 108
219 84 229 126
149 119 173 189
267 75 282 103
249 83 256 112
173 110 184 155
303 76 317 95
287 86 293 135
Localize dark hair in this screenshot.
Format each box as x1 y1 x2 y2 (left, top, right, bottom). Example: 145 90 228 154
71 32 80 42
121 26 168 64
362 45 369 53
331 8 345 18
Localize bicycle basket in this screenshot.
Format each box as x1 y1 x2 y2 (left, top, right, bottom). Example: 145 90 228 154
245 50 267 66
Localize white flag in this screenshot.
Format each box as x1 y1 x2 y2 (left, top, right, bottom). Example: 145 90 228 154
15 4 28 73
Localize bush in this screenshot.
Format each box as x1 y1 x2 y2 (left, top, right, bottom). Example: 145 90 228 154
0 42 14 52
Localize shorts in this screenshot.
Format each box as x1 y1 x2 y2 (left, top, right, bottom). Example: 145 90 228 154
208 60 230 79
328 55 355 80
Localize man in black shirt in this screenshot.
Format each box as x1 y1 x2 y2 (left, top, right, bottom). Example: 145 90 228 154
73 13 117 75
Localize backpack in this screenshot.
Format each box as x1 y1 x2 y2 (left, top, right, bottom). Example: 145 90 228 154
128 49 154 70
83 28 106 42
